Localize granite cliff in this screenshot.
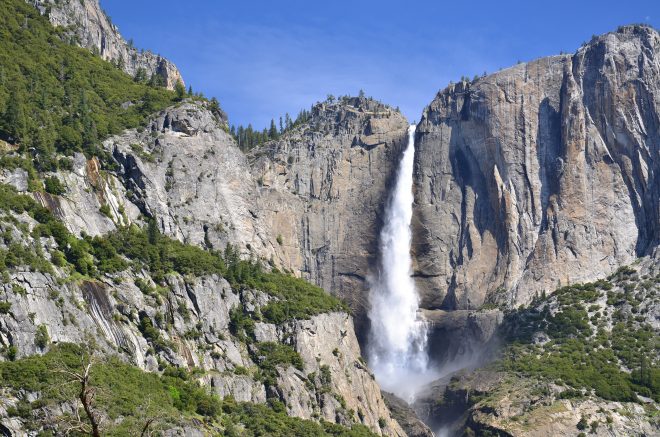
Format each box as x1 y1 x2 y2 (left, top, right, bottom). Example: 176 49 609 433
31 0 184 89
2 2 659 434
413 25 660 366
249 97 409 335
414 25 659 312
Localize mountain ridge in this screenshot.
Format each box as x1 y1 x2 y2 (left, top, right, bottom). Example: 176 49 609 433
30 0 184 90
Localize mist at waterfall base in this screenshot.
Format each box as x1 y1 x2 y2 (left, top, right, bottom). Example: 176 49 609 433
367 125 438 402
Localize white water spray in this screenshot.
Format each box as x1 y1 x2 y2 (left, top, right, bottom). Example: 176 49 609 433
368 124 434 401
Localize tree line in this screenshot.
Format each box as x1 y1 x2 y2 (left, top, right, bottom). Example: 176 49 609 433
230 108 312 152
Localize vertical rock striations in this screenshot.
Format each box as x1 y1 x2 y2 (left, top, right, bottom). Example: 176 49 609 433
30 0 184 89
413 25 660 312
250 96 409 333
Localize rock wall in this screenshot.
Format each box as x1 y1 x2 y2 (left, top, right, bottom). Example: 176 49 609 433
30 0 184 89
250 97 409 331
107 101 277 260
0 97 410 434
29 96 409 339
0 267 404 435
413 25 660 311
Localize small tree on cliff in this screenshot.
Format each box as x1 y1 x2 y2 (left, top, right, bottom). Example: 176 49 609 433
174 80 186 101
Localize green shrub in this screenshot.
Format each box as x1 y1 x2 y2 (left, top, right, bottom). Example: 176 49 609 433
4 345 17 361
233 366 249 375
0 301 10 314
255 342 303 373
253 342 303 387
99 204 112 218
34 325 49 350
43 176 66 195
257 273 348 324
222 401 377 437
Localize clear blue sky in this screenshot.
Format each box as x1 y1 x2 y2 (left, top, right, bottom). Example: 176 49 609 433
103 0 658 129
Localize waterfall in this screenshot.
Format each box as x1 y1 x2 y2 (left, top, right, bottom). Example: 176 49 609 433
367 124 432 401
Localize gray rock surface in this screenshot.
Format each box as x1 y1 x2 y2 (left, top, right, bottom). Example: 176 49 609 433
413 25 660 311
0 265 403 435
104 96 409 338
107 101 276 259
382 392 435 437
41 153 137 237
30 0 183 89
0 168 28 192
250 96 409 331
423 308 502 365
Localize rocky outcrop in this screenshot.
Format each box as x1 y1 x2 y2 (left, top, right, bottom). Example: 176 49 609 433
413 25 660 312
250 96 409 332
422 308 502 365
417 369 658 437
253 312 405 434
382 392 435 437
95 96 409 338
107 101 276 259
419 253 660 436
31 0 183 89
0 268 404 435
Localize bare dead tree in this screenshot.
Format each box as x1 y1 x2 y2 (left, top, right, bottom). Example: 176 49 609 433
54 352 105 437
137 397 167 437
47 335 171 436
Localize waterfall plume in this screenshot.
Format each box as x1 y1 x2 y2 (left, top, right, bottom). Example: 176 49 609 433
367 124 433 401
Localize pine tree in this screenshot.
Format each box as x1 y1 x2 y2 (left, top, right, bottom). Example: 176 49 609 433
147 219 160 245
4 86 29 143
174 80 186 101
268 119 278 139
246 124 254 149
134 68 147 83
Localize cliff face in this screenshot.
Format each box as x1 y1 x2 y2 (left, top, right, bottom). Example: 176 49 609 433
31 0 184 89
250 97 409 329
107 102 278 260
0 270 403 435
99 96 410 333
413 25 660 312
0 98 408 434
